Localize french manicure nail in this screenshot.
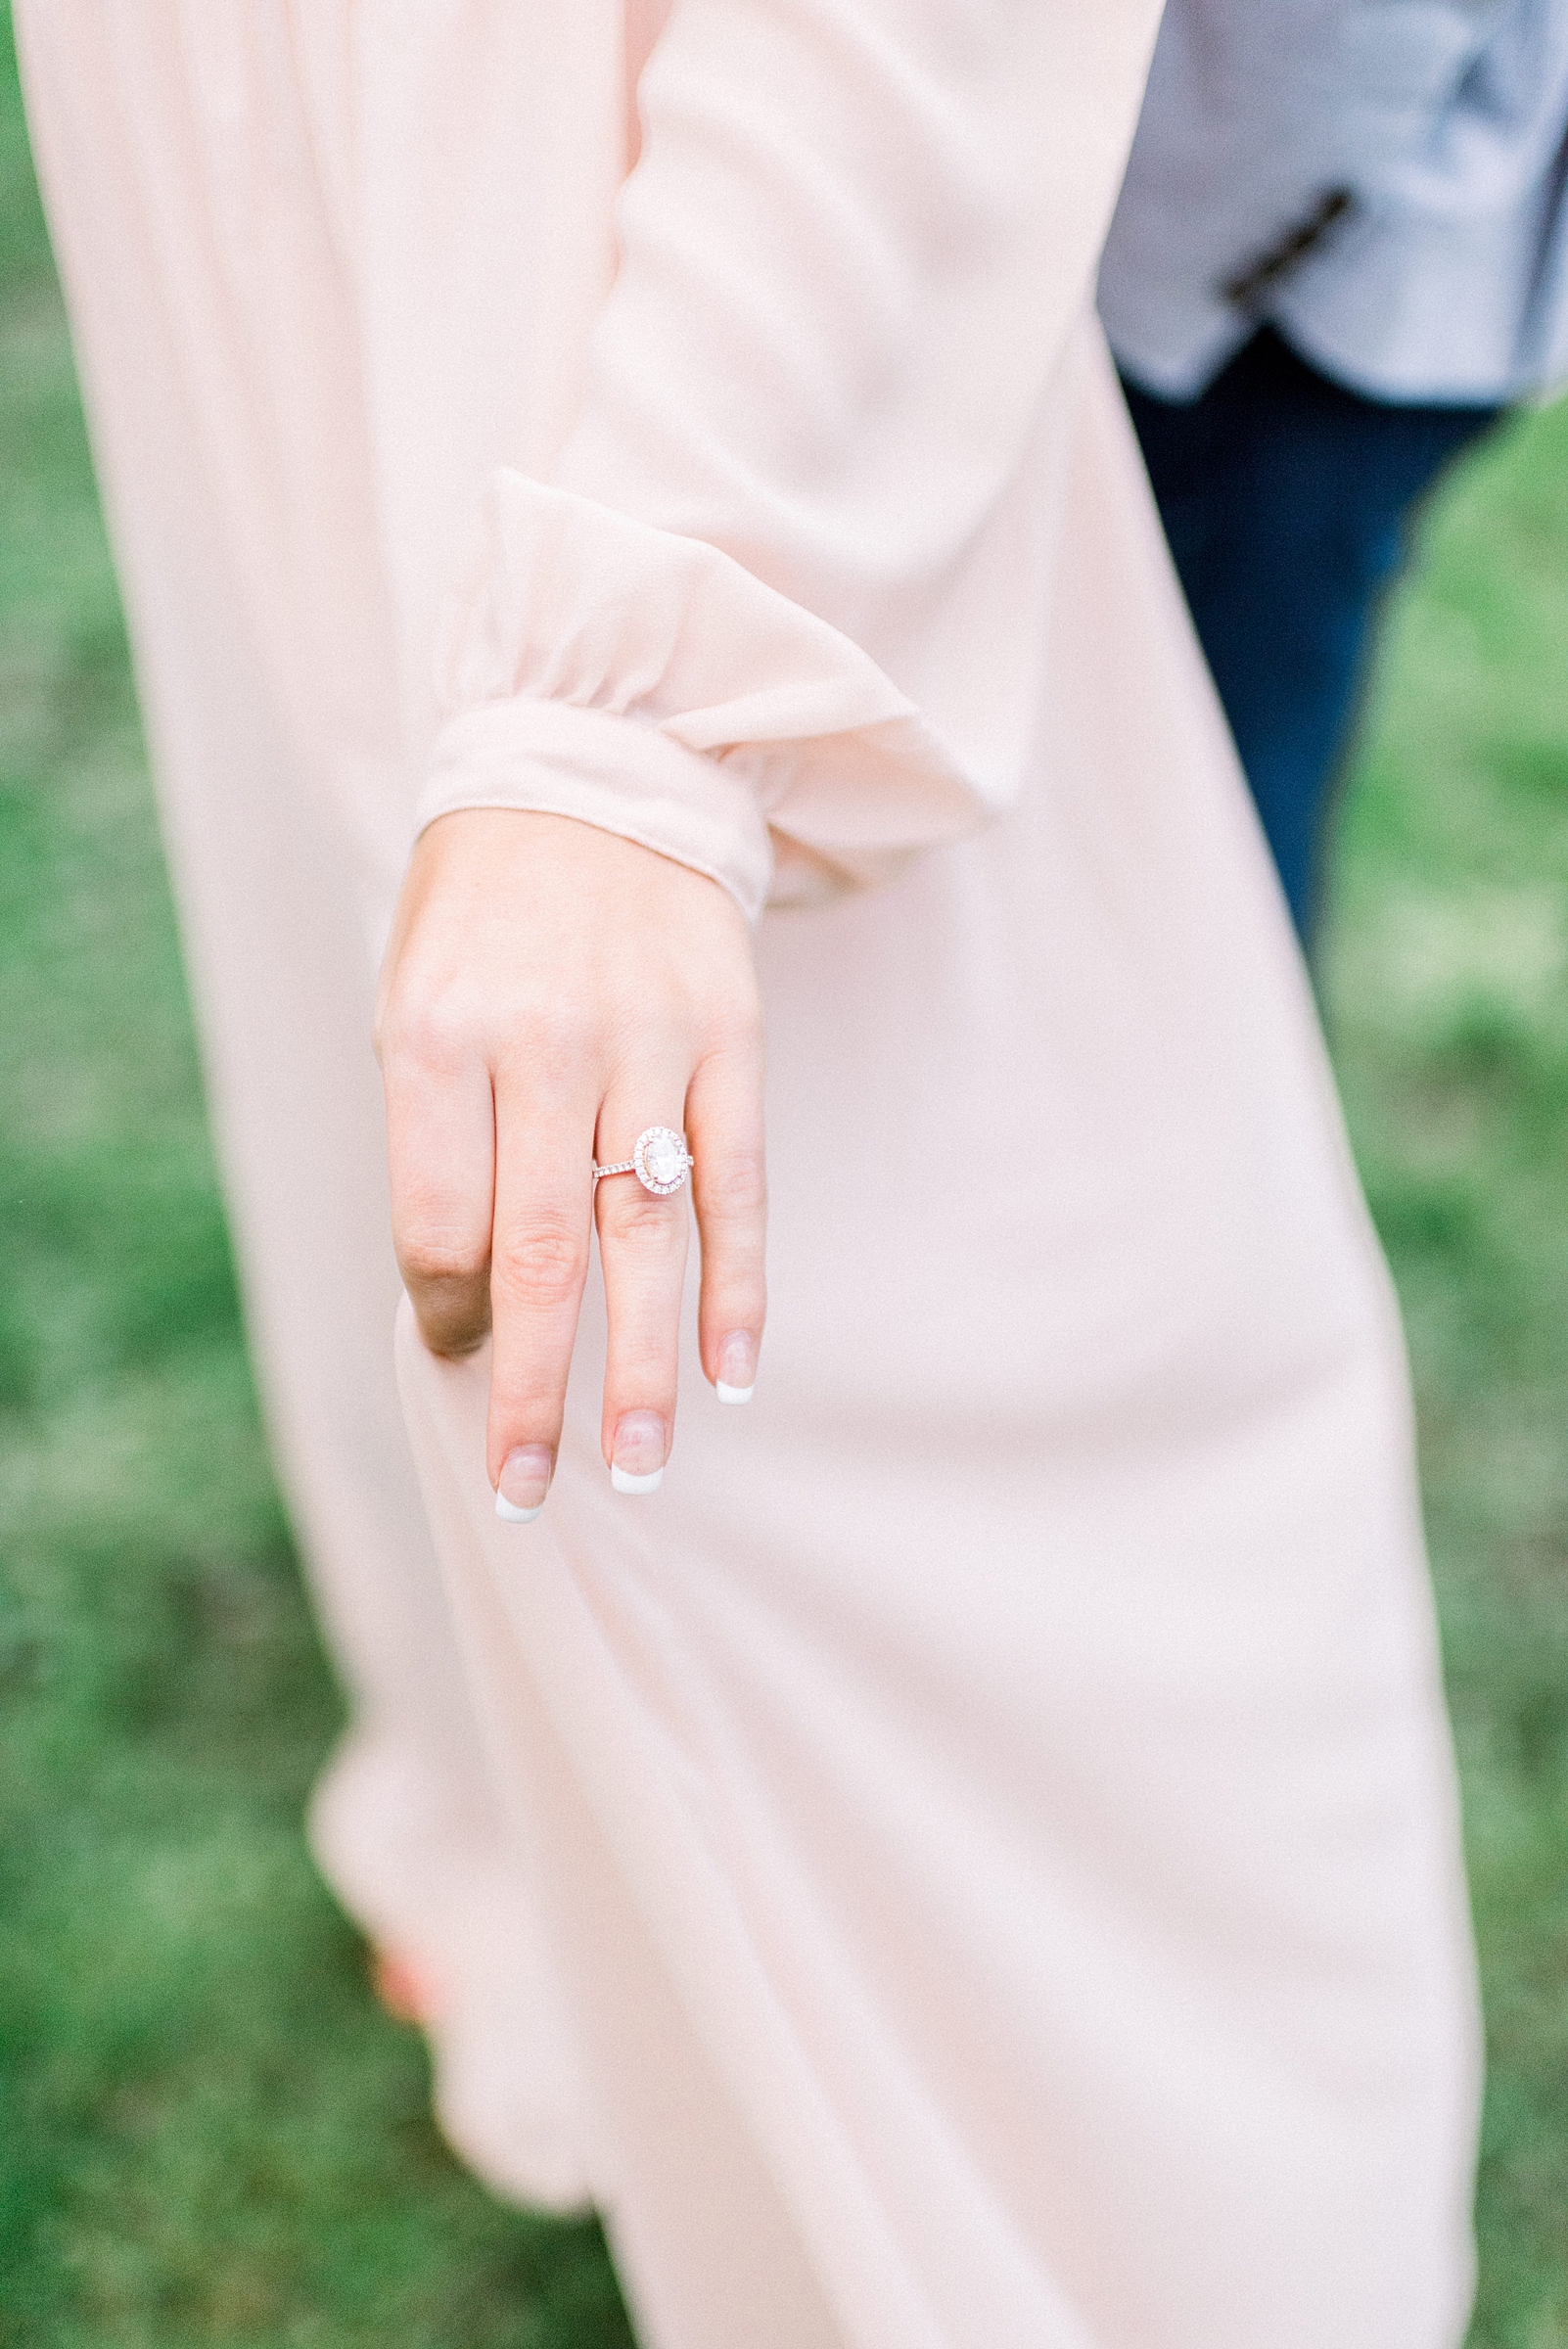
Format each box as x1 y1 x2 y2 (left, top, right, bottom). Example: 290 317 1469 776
715 1332 756 1405
496 1444 552 1524
611 1465 664 1495
611 1411 666 1495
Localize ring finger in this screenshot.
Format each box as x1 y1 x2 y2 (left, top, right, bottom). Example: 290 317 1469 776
594 1078 693 1493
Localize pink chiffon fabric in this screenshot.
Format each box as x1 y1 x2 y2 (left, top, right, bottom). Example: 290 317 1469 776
19 4 1481 2343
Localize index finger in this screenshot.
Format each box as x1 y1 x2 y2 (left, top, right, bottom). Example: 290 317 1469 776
382 1025 496 1359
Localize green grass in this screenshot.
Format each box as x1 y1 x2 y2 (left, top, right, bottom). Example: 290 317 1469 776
1 4 1566 2337
0 17 630 2347
1322 398 1568 2345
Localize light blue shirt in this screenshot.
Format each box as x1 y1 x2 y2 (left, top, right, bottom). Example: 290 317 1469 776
1098 0 1568 405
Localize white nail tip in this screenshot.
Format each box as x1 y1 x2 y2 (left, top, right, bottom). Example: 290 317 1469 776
495 1494 545 1523
715 1381 755 1405
611 1464 664 1496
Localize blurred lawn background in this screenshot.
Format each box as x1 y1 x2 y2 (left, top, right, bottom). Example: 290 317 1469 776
1 6 1565 2342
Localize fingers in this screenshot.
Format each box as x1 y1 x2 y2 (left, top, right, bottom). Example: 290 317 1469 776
594 1078 694 1492
388 1031 765 1521
382 1031 496 1359
380 812 768 1530
687 1028 767 1407
485 1061 595 1515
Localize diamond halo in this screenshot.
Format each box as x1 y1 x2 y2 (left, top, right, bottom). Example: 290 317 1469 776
591 1127 694 1194
631 1126 692 1195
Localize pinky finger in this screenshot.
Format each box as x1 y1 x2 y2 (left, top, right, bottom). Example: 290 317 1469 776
686 1043 767 1403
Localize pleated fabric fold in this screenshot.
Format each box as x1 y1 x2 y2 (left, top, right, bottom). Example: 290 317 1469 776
421 477 990 914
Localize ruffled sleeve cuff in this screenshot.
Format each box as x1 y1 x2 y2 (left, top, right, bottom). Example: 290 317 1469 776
419 696 778 920
414 476 986 924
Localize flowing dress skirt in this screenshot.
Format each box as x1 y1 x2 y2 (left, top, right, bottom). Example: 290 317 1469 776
21 6 1481 2342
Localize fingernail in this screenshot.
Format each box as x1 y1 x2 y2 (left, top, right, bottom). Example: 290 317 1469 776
496 1444 552 1523
715 1332 756 1405
610 1411 666 1495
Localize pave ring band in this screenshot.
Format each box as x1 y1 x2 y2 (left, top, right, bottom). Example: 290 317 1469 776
593 1125 693 1197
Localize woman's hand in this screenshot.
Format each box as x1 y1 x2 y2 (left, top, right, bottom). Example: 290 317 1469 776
375 809 766 1518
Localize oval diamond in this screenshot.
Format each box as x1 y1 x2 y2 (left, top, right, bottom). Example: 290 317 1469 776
633 1126 689 1195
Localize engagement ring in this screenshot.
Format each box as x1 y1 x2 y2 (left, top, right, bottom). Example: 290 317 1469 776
592 1126 693 1196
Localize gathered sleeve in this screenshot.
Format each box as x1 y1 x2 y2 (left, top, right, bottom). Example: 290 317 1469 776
415 0 1165 917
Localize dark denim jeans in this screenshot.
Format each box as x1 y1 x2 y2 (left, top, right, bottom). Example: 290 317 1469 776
1121 326 1499 937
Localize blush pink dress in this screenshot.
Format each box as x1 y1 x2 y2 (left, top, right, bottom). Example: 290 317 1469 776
19 5 1481 2343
